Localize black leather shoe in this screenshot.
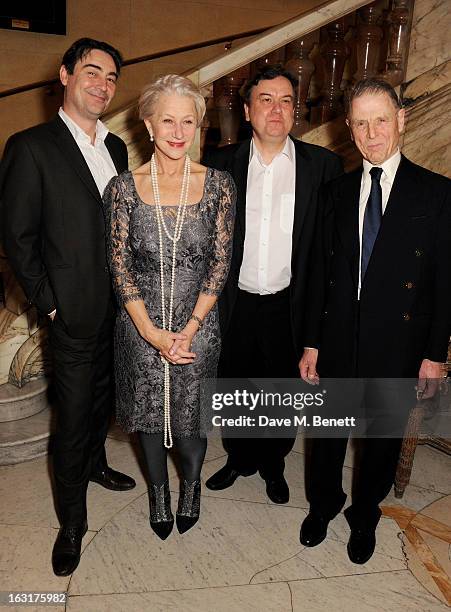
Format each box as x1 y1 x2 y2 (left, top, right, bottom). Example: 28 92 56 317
205 464 256 491
52 522 88 576
90 466 136 491
264 476 289 504
300 513 330 547
347 528 376 564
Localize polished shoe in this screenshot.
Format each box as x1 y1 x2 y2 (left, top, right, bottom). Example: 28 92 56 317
176 479 201 534
300 513 330 547
264 476 289 504
52 521 88 576
90 466 136 491
347 528 376 564
205 464 256 491
148 480 174 540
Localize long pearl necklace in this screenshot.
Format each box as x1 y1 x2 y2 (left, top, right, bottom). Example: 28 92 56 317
150 153 191 449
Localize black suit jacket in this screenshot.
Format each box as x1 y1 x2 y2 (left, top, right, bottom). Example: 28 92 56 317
0 115 128 338
305 155 451 377
203 137 343 355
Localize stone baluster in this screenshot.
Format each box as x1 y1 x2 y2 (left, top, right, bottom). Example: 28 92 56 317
378 5 392 74
250 48 286 76
353 2 384 82
383 0 413 86
312 19 350 125
213 65 249 147
340 13 358 93
285 32 318 137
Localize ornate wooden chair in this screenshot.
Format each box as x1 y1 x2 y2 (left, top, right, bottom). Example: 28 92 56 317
394 341 451 498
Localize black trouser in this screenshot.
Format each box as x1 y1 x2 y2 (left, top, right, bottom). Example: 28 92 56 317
219 288 299 479
49 310 114 526
307 378 412 530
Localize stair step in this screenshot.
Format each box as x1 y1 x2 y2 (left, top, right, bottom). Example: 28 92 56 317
0 379 49 423
0 405 54 465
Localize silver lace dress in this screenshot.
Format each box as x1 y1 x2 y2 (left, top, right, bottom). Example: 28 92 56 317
103 168 235 437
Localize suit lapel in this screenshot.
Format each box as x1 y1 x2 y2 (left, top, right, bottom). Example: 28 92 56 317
48 115 102 203
231 140 251 244
380 155 424 221
292 139 313 253
105 133 124 174
335 168 361 289
364 155 424 278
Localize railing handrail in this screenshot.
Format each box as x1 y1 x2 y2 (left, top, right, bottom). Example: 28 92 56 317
184 0 372 87
0 26 267 100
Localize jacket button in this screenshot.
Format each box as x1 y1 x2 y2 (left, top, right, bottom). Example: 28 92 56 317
404 281 414 289
329 279 334 286
415 249 422 257
403 313 411 321
330 250 334 256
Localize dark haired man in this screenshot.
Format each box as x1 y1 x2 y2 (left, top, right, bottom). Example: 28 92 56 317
299 78 451 563
1 38 135 576
203 65 343 503
61 37 123 75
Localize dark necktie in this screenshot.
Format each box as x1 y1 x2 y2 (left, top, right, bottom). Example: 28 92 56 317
361 166 383 280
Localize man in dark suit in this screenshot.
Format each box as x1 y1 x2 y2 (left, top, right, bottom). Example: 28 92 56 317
299 77 451 563
203 65 343 503
1 38 135 576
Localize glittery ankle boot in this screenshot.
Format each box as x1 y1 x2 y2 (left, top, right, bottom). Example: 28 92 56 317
148 481 174 540
176 479 201 534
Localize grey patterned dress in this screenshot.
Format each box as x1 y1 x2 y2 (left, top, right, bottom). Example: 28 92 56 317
103 168 235 437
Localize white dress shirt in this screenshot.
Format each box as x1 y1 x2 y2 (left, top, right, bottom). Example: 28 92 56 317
58 107 117 196
239 137 296 294
358 149 401 297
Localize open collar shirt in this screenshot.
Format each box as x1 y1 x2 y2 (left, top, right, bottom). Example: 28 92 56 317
239 137 296 294
58 107 117 196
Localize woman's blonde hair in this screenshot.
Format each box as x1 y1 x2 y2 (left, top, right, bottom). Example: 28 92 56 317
138 74 206 126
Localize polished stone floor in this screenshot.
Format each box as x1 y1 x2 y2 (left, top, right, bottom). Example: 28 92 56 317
0 427 450 611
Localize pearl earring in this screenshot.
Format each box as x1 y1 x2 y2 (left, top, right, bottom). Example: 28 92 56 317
149 132 154 142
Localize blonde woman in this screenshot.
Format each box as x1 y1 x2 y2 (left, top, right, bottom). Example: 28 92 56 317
103 75 235 539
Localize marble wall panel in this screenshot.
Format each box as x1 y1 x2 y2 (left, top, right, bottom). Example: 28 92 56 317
402 83 451 178
406 0 451 82
403 60 451 101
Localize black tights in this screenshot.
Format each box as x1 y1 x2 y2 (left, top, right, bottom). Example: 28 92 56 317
138 432 207 485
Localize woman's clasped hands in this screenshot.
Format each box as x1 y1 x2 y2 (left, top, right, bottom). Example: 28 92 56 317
139 321 196 365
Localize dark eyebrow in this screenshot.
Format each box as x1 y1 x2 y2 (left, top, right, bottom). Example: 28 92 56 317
83 63 118 79
258 92 293 98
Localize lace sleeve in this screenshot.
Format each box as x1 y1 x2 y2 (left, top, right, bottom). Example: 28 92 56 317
103 175 143 306
201 170 236 296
